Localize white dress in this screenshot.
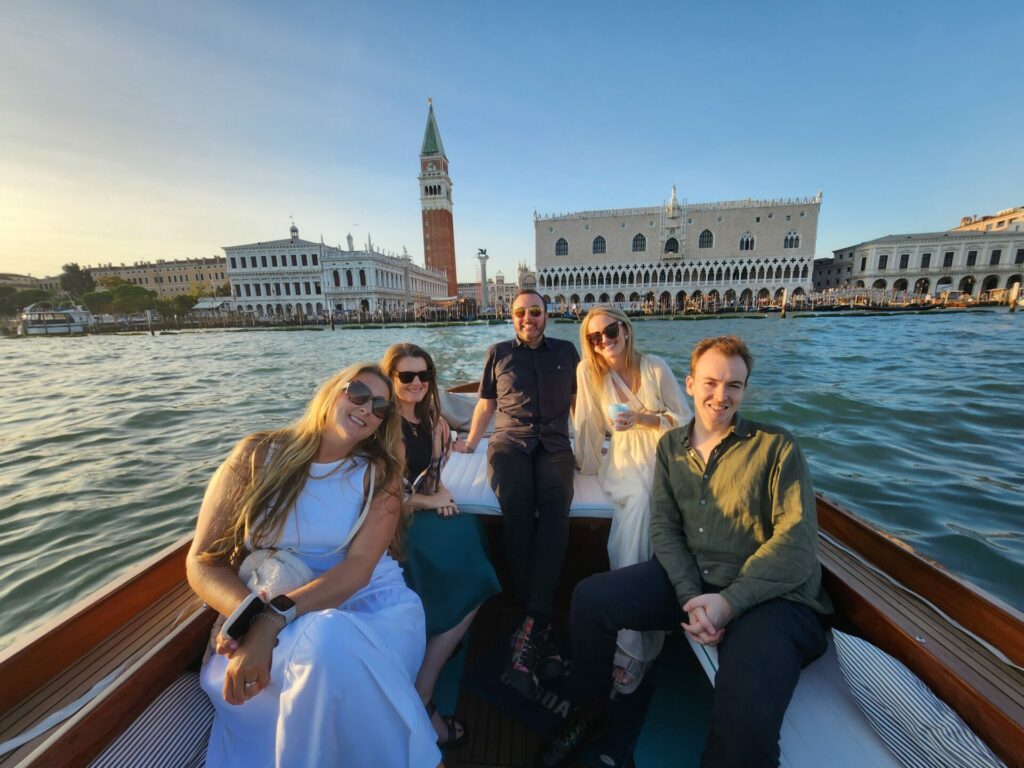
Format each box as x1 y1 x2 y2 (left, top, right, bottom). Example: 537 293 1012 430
573 354 691 662
200 457 440 768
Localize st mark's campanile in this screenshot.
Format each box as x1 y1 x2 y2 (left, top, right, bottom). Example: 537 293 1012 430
419 100 458 296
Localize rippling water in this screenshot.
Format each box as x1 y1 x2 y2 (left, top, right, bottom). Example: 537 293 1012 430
1 311 1022 650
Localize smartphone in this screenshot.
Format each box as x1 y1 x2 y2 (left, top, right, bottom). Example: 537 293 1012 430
220 593 264 641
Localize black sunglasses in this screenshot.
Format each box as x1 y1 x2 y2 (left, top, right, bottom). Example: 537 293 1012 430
344 379 394 420
586 321 622 347
395 370 434 384
513 306 544 318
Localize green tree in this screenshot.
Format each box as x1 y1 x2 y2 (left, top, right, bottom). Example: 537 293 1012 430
110 284 158 314
214 282 232 297
60 263 95 296
0 288 56 316
82 291 114 314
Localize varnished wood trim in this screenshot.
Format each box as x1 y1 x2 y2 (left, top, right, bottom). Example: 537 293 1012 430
817 494 1024 666
821 566 1023 766
0 535 194 714
18 606 215 768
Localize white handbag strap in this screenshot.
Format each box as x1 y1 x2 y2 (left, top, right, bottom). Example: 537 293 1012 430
338 462 375 551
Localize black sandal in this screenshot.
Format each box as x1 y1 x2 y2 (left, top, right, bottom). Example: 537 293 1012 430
426 698 467 749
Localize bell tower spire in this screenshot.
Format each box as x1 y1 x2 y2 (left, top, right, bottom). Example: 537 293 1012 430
419 99 458 296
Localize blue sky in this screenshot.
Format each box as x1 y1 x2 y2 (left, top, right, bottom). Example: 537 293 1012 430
2 0 1021 283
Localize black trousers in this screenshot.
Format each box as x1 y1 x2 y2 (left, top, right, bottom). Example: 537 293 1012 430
488 441 575 623
569 559 827 768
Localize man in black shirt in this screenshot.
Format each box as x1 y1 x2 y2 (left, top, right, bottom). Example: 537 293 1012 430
455 289 580 696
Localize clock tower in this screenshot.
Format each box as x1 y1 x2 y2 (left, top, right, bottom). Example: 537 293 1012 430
419 100 458 296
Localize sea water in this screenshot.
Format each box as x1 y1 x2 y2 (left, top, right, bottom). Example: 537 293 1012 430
0 310 1021 649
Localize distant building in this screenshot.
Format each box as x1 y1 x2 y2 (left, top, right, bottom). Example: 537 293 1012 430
419 100 458 296
954 206 1024 233
535 187 821 310
225 224 448 318
87 257 228 297
0 273 40 290
814 230 1024 296
457 270 522 315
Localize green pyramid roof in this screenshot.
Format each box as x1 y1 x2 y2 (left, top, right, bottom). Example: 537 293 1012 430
421 103 446 157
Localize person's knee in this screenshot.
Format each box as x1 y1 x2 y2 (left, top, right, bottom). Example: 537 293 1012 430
570 575 608 627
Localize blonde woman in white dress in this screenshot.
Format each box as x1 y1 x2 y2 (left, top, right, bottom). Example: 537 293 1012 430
573 307 691 693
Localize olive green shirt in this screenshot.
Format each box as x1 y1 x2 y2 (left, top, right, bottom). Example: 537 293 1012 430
650 415 832 618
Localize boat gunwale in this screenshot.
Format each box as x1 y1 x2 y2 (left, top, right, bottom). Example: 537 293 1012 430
0 533 195 714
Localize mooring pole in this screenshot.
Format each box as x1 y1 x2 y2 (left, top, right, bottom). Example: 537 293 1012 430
1009 282 1020 314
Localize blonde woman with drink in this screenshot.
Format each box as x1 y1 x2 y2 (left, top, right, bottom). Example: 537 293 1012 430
573 307 690 693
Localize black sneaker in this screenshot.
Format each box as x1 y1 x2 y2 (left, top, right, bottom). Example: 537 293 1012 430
505 616 539 698
535 625 566 680
537 705 595 767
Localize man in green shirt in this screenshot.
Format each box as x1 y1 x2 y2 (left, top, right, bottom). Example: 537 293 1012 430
540 335 831 768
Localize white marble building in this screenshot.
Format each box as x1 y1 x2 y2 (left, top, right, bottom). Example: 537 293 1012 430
535 188 821 311
225 224 448 318
815 228 1024 296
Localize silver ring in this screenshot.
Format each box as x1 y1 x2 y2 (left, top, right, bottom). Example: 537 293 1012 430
244 681 257 689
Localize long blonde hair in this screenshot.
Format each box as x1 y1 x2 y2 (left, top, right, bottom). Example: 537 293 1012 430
579 306 642 394
201 362 406 562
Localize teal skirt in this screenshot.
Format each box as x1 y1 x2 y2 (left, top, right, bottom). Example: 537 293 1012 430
402 510 501 637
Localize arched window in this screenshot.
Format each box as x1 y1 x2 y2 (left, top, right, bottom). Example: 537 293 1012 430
784 230 800 249
664 237 679 253
332 270 340 287
739 233 755 251
632 233 647 252
592 236 606 255
345 270 353 287
359 269 366 286
699 229 714 248
555 238 569 256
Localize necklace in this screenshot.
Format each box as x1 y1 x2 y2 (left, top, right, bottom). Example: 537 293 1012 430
403 416 421 438
308 458 348 480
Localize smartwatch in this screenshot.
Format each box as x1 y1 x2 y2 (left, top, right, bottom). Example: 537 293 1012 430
220 593 265 641
267 594 297 624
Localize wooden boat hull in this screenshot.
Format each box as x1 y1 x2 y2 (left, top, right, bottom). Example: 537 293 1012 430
3 496 1022 767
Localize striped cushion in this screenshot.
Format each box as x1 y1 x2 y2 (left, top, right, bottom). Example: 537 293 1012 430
832 630 1004 768
89 672 212 768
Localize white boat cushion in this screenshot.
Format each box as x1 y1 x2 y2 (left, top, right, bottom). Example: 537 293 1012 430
687 631 902 767
441 437 614 518
832 629 1005 768
89 672 212 768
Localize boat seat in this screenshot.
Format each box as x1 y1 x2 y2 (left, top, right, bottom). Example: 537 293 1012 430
88 672 211 768
441 437 614 518
687 633 900 767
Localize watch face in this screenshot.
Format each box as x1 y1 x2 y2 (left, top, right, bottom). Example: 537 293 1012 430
269 594 296 611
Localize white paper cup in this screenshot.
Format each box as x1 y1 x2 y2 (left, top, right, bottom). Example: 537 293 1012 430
607 403 629 421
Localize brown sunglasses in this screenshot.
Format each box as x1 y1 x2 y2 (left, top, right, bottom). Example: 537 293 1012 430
586 321 623 347
343 379 394 419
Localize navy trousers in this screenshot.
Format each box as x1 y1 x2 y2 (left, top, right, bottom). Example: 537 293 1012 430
569 559 827 768
488 440 575 623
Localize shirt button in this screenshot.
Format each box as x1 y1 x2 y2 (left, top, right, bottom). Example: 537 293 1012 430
702 569 709 575
698 527 704 533
703 473 708 479
700 499 706 505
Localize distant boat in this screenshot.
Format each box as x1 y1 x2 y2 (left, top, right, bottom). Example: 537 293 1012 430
17 303 94 336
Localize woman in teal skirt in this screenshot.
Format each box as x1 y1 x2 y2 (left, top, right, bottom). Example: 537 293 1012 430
381 343 500 749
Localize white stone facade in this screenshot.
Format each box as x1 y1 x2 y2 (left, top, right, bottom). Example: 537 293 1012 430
225 225 448 317
535 190 821 310
816 227 1024 296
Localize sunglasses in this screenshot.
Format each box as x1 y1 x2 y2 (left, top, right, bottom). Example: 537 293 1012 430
586 321 623 347
395 369 434 384
513 306 545 318
343 379 394 420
